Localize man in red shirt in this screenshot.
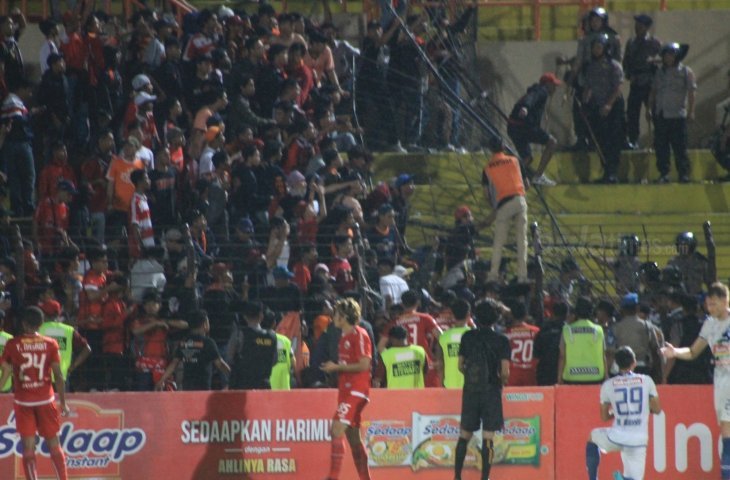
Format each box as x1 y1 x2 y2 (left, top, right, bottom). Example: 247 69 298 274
328 235 356 295
76 247 108 391
377 290 443 387
32 179 74 260
504 299 540 386
0 306 69 480
37 143 76 201
320 298 372 480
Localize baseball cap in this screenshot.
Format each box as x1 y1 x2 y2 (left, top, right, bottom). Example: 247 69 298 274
634 14 653 27
395 173 415 188
39 299 62 318
539 72 563 86
57 179 77 195
131 74 151 91
394 265 414 278
237 217 254 233
134 91 157 106
272 266 295 279
621 292 639 308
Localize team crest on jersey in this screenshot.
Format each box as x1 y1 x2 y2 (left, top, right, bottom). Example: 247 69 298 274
0 400 146 479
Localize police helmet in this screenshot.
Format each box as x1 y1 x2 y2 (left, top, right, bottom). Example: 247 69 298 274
661 42 681 56
639 262 661 283
661 265 684 288
675 231 697 253
619 234 641 257
591 33 610 48
588 7 609 23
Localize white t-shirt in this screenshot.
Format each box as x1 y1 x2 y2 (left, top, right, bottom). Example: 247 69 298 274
137 146 155 170
379 273 409 307
699 313 730 379
198 146 216 177
600 372 658 447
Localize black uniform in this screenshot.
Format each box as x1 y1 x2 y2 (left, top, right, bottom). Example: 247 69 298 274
228 324 277 389
459 327 511 432
533 318 565 386
174 333 223 391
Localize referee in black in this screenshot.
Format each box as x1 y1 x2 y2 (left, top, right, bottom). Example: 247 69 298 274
454 298 511 480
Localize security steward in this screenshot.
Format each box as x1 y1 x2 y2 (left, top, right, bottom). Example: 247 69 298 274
622 14 661 149
453 298 510 480
583 33 624 184
227 301 278 390
481 136 528 283
557 296 607 384
436 298 472 389
373 325 426 389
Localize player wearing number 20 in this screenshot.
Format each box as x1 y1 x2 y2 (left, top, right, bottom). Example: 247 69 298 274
0 306 69 480
586 346 662 480
504 299 540 386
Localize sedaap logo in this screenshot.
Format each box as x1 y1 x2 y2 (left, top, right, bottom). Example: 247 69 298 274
0 400 146 479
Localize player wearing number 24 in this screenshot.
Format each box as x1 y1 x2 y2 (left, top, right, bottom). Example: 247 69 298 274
0 306 70 480
586 346 662 480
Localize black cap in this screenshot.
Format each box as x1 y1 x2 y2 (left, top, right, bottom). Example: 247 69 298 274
633 14 653 27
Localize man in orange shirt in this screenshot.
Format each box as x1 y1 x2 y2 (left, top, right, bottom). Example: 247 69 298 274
106 136 144 233
482 136 528 283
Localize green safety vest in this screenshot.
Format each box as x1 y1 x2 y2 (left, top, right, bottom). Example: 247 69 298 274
270 333 292 390
381 344 426 389
39 321 75 379
0 331 12 392
561 319 605 383
439 326 470 389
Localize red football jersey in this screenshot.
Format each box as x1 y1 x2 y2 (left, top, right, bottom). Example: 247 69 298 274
505 321 540 386
1 333 60 405
386 312 442 362
338 326 372 397
78 270 107 328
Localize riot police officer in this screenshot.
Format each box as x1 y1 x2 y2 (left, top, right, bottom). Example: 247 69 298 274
667 232 709 294
612 234 641 294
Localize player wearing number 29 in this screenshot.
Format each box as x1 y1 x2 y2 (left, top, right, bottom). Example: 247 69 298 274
504 299 539 386
586 346 661 480
662 282 730 480
320 298 372 480
0 306 69 480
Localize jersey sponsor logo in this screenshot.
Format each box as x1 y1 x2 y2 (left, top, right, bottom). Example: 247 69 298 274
0 400 146 477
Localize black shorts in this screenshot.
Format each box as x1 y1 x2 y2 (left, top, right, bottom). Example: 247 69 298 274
507 124 550 161
460 387 504 433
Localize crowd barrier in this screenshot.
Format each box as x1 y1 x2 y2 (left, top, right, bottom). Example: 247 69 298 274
0 386 718 479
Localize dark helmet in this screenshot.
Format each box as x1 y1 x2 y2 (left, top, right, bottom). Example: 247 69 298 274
661 42 681 56
591 33 610 48
675 231 697 254
619 234 641 257
661 265 684 288
588 7 609 23
639 262 661 283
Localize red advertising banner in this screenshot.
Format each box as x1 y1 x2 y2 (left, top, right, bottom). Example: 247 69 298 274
555 385 719 479
0 388 554 479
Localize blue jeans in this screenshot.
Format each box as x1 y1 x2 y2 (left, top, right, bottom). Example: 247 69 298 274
3 141 35 215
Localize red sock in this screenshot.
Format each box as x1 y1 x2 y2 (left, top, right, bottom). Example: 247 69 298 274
328 436 345 479
50 445 68 480
352 441 372 480
22 453 38 480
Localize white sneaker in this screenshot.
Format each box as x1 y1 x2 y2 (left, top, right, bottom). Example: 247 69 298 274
532 174 557 187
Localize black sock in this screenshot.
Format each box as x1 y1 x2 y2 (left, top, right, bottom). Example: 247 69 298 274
454 437 468 479
481 439 494 480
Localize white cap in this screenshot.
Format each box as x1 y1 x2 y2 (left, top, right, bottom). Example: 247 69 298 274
131 74 151 91
135 92 157 106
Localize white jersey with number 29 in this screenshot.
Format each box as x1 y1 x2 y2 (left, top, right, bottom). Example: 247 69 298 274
599 372 658 447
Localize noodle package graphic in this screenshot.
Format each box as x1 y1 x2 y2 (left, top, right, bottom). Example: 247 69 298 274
363 420 413 467
410 413 541 471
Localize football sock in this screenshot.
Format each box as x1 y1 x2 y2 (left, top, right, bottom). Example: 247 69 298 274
22 451 38 480
722 438 730 480
454 437 468 479
50 444 68 480
351 441 371 480
328 436 345 479
481 439 494 480
586 441 600 480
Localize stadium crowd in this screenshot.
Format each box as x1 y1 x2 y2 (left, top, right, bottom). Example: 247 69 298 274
0 2 718 394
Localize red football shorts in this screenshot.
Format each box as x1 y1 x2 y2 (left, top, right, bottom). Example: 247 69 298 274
14 402 61 438
334 392 369 428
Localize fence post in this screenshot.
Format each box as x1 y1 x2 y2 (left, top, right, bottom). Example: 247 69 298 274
534 0 541 40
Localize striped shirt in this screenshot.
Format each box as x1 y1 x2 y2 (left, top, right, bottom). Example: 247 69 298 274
131 192 155 248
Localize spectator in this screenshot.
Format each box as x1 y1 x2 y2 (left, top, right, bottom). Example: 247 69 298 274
612 292 663 381
32 179 75 262
368 203 400 265
227 300 277 390
148 146 177 232
260 266 302 316
534 302 571 386
106 136 144 234
257 44 289 117
378 257 409 311
504 299 540 386
129 289 187 391
129 246 166 304
183 9 221 62
37 53 71 147
227 75 274 138
38 18 59 75
1 78 35 215
0 13 25 91
329 235 356 295
80 130 114 242
76 247 109 391
156 309 231 391
129 169 155 258
101 274 131 391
